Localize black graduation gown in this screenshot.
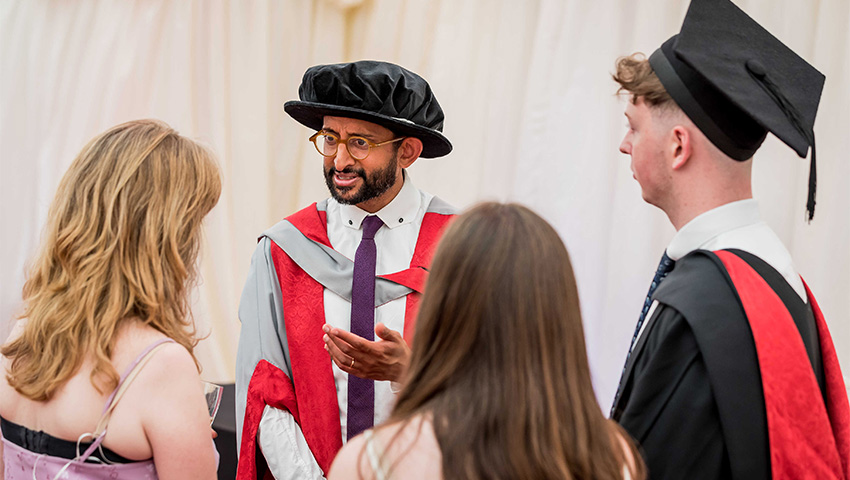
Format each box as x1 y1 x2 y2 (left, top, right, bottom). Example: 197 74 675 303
611 249 825 480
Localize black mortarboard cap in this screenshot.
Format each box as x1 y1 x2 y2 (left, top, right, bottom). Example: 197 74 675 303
284 60 452 158
649 0 825 220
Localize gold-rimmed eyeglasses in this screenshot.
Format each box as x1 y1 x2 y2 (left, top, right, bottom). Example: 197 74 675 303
309 131 405 160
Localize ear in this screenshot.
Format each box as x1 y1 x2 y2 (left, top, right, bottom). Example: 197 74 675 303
396 137 423 169
670 125 692 170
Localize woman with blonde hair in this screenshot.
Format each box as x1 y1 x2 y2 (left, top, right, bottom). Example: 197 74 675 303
329 202 645 480
0 119 221 478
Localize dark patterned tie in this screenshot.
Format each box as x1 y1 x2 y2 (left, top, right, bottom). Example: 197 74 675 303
346 215 384 439
610 251 676 416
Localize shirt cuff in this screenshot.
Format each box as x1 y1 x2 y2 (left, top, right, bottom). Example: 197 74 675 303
258 405 326 480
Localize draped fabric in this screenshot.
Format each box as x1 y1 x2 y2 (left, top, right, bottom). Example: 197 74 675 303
2 0 847 405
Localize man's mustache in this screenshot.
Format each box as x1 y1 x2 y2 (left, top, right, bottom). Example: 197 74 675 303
328 167 366 178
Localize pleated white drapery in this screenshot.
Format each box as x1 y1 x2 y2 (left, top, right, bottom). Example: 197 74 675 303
2 0 848 405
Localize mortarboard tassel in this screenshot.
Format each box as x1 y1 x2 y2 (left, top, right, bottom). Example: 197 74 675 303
751 71 817 221
807 136 816 222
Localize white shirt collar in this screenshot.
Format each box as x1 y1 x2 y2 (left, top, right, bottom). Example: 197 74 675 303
667 199 761 261
338 171 421 230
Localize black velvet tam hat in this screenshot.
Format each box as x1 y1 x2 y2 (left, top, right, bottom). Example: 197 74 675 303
284 60 452 158
649 0 825 219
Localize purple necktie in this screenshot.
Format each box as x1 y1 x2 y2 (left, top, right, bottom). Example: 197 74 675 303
346 215 384 439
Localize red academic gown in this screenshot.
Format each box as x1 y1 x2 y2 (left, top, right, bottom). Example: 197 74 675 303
613 249 849 480
235 200 455 479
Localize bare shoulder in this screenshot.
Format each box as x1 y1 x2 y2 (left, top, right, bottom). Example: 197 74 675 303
329 419 422 480
331 414 442 480
328 433 370 479
135 339 196 378
113 321 195 377
381 415 441 478
131 344 199 411
113 322 216 477
111 321 202 425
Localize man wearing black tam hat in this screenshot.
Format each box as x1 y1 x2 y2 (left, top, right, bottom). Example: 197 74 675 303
233 60 456 479
609 0 849 479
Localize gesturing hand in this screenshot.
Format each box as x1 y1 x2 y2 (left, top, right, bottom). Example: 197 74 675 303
323 322 411 383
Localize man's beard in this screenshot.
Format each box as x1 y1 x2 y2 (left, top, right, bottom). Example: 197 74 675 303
323 154 398 205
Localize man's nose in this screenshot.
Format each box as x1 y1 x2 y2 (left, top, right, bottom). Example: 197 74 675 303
619 138 631 155
333 144 355 170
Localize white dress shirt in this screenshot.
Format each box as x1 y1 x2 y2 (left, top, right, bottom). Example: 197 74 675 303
638 199 806 342
258 173 433 479
324 173 433 439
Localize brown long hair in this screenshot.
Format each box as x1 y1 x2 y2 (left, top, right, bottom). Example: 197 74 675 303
389 203 644 479
2 119 221 401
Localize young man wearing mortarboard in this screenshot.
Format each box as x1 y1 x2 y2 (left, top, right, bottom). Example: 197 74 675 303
234 61 456 479
609 0 849 478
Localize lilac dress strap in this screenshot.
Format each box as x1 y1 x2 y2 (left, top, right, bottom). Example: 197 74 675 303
79 338 176 461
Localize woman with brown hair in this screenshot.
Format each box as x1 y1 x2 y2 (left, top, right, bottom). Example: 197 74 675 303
0 119 221 478
329 202 645 480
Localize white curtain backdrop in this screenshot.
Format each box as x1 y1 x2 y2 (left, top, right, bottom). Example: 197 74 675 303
2 0 848 407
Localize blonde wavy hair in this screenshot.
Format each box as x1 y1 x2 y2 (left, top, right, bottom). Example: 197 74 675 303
2 119 221 401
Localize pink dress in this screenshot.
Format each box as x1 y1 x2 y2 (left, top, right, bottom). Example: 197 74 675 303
1 339 173 479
